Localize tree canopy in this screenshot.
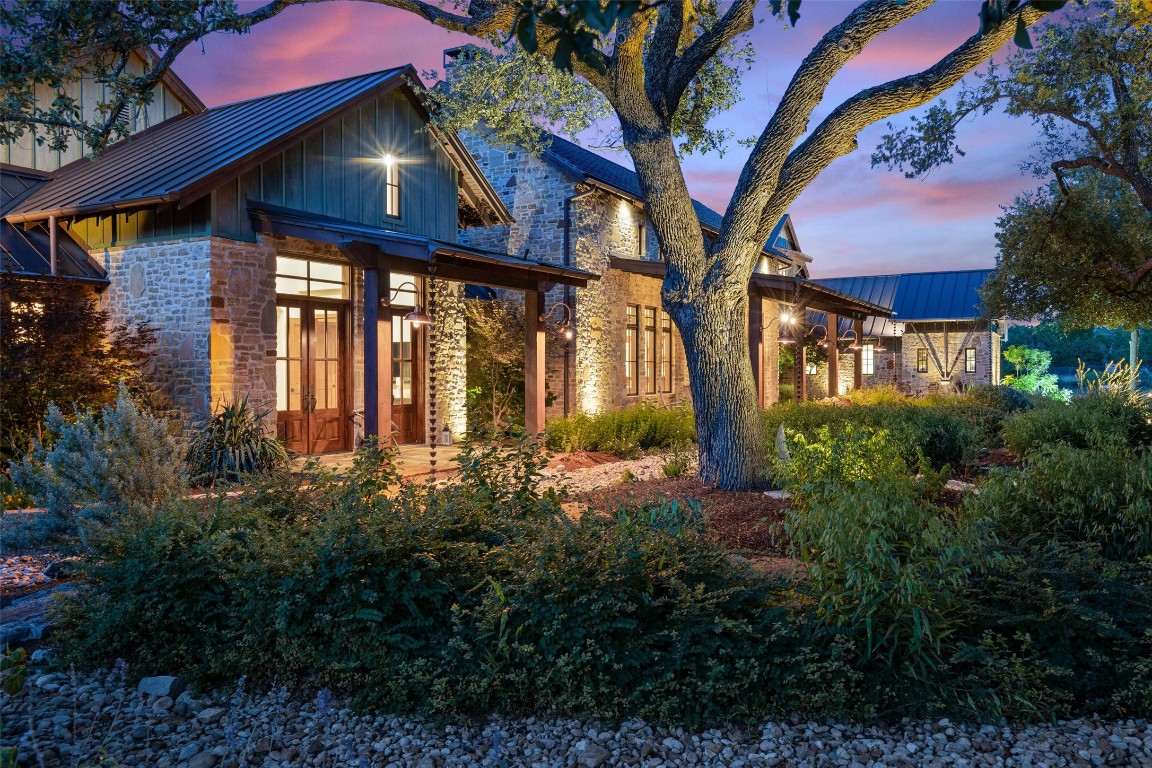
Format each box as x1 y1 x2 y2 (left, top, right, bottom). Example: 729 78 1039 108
0 0 1073 489
982 172 1152 330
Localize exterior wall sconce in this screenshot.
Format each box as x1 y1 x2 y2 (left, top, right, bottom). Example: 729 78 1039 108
840 328 863 350
379 280 433 326
540 301 575 341
775 310 799 344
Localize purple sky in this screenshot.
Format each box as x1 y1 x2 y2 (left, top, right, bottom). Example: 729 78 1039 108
172 1 1048 278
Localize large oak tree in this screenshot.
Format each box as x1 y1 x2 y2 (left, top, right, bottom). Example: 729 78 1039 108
1 0 1072 489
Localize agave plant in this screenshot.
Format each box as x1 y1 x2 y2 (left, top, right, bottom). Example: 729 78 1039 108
186 396 288 487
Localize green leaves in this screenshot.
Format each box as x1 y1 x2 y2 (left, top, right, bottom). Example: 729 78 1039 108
509 0 649 74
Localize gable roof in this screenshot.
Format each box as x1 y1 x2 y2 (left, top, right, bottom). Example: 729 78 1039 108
5 66 511 226
540 134 801 264
812 269 994 335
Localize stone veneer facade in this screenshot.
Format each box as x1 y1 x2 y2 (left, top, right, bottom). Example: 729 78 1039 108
97 232 469 444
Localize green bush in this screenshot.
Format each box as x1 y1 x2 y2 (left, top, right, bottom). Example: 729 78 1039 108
961 384 1035 413
186 396 288 487
545 403 695 457
1002 390 1152 456
971 439 1152 560
11 386 185 545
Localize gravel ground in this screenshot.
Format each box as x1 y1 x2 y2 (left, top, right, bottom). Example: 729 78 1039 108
3 668 1149 768
541 454 671 495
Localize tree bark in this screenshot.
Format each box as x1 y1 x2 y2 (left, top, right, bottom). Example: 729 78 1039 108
666 288 766 490
1131 327 1141 387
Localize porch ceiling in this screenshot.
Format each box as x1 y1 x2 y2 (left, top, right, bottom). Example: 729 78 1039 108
250 201 595 291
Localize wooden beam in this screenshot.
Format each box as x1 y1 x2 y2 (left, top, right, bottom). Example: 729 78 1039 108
525 289 546 436
363 268 380 438
379 264 392 439
827 313 839 398
749 294 765 408
853 318 864 391
796 342 807 402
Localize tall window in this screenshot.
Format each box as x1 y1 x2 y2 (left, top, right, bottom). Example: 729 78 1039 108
625 305 639 395
861 343 875 376
916 348 929 373
643 307 657 394
965 347 977 373
659 311 673 393
636 222 647 258
384 154 400 218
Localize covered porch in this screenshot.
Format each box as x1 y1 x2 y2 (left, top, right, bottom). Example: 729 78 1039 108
250 202 595 453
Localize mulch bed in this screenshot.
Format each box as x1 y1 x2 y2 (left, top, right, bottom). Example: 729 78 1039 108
572 477 790 556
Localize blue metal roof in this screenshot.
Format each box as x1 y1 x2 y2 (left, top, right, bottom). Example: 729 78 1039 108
811 269 993 336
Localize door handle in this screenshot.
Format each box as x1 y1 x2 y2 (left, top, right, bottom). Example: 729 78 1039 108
301 386 310 413
309 395 317 413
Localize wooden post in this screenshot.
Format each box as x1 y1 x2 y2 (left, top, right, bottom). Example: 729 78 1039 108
749 294 765 408
363 268 380 438
796 341 807 402
379 265 392 438
827 313 839 398
525 288 546 435
853 318 864 391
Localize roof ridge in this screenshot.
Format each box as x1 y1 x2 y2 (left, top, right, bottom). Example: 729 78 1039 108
209 66 409 111
815 268 993 281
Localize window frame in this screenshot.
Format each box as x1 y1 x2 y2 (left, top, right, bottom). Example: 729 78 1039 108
861 343 875 376
625 305 639 396
636 222 647 258
659 311 674 393
385 157 400 219
965 347 977 373
643 306 657 394
916 348 929 373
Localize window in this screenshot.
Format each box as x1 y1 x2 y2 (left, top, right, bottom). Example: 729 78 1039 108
384 154 400 218
965 347 977 373
625 305 639 395
805 361 818 375
916 348 929 373
862 343 875 376
388 272 420 307
659 311 673 393
636 222 647 258
276 256 349 299
643 307 657 394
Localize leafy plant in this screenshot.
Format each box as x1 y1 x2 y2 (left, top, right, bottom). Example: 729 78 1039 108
546 403 695 457
186 396 288 487
1001 390 1152 455
11 386 185 546
1002 345 1064 400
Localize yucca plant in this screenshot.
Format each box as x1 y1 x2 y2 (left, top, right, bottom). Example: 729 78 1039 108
186 397 288 487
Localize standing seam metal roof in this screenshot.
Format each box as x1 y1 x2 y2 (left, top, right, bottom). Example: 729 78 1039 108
5 67 410 220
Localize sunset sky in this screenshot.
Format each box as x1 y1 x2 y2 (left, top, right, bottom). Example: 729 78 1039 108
171 0 1051 278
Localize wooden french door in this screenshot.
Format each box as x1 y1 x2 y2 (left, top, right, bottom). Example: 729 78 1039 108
390 311 423 444
276 300 348 453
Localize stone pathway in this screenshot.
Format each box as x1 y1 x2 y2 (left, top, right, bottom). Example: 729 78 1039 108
2 669 1149 767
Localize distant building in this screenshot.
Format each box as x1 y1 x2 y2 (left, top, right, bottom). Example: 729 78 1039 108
805 269 1002 397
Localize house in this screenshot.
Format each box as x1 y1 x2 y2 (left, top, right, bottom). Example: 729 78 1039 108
2 58 594 455
800 269 1002 398
457 123 888 416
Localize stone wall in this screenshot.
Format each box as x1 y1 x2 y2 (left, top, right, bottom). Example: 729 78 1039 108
98 238 213 427
429 279 468 439
208 239 278 427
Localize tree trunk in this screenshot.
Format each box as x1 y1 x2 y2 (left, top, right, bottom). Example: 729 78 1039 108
1131 327 1141 388
666 288 766 490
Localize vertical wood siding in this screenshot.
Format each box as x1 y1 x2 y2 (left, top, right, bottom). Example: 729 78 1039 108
68 197 211 249
210 91 459 243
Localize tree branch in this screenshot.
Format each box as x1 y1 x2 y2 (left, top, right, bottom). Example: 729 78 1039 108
761 3 1051 239
661 0 756 113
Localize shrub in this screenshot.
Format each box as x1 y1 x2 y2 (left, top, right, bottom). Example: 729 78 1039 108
186 397 288 487
961 384 1035 413
971 440 1152 560
1002 390 1152 456
545 403 695 457
844 385 908 406
0 275 156 462
10 387 185 545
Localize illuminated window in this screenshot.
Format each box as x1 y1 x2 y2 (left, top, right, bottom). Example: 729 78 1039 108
659 311 673 393
643 307 657 394
625 305 639 395
384 154 400 218
275 256 349 299
636 222 647 258
862 343 875 376
916 348 929 373
965 347 977 373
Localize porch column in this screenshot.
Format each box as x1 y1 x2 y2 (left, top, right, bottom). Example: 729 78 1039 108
749 294 765 408
796 340 807 402
827 313 839 398
853 318 864 391
525 288 546 436
364 268 380 437
378 265 392 437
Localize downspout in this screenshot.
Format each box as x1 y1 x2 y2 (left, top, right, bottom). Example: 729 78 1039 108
48 215 58 275
562 187 596 416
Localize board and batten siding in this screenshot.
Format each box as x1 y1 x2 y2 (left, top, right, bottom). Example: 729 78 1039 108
68 198 212 250
212 90 460 243
1 53 189 174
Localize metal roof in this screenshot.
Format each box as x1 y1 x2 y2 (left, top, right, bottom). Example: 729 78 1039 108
541 134 793 260
5 66 512 226
811 269 994 336
1 168 106 283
